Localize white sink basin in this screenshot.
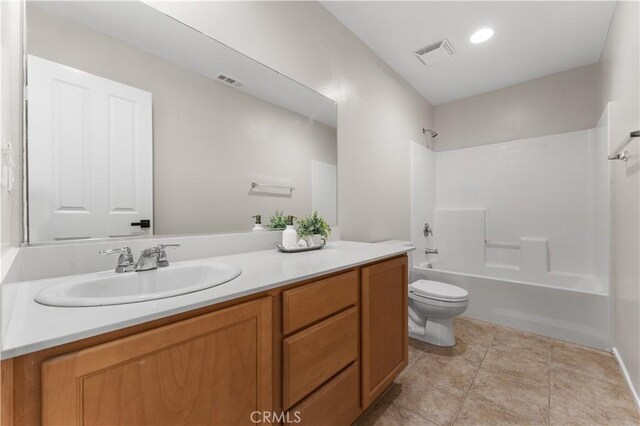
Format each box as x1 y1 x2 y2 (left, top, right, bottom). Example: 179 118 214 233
34 262 242 307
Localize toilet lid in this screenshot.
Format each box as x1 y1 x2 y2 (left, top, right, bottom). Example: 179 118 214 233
410 280 468 302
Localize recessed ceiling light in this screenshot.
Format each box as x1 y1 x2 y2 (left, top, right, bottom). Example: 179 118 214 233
470 28 494 44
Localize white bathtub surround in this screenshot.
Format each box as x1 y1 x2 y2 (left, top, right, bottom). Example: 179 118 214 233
430 209 606 294
410 126 612 349
432 128 610 291
1 241 411 358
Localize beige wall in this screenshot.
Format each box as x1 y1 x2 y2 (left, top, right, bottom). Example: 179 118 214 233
433 63 602 151
0 0 24 278
600 0 640 400
147 1 434 242
27 5 337 235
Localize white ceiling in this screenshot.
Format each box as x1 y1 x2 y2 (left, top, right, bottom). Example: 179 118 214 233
322 1 616 105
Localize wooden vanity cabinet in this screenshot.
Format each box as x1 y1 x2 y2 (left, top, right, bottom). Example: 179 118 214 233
361 255 409 408
2 254 408 426
41 297 273 425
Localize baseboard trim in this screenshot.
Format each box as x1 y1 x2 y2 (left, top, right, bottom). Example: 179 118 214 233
612 346 640 413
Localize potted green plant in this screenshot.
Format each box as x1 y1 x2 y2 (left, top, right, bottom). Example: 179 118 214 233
267 210 288 230
296 211 331 246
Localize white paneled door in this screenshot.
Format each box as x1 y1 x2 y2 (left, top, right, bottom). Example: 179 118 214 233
27 55 153 242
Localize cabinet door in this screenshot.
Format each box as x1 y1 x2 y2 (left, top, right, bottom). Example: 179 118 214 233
41 297 272 425
361 255 408 408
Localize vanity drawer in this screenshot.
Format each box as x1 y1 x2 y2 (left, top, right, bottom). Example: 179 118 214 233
283 270 358 334
290 362 360 426
283 307 358 408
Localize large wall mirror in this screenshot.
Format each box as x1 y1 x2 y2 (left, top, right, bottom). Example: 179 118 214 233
25 1 337 244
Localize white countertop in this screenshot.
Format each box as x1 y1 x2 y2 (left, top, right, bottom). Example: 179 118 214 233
1 241 412 359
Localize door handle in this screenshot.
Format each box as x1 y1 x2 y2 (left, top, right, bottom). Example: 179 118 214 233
131 219 151 228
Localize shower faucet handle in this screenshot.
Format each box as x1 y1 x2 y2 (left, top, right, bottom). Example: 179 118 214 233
423 222 433 237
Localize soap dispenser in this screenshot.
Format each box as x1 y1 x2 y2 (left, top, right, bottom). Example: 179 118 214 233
282 215 297 248
252 215 265 231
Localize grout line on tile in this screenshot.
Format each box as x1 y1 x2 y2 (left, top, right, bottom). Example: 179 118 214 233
451 326 497 424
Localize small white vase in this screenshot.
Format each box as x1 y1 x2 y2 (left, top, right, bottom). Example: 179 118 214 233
307 234 325 247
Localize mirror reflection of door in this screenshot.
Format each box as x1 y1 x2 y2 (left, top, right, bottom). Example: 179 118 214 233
27 55 153 242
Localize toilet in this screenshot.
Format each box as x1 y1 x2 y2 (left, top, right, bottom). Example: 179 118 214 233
408 279 469 347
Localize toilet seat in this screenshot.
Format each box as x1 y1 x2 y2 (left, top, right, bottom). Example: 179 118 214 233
408 291 469 308
410 280 468 302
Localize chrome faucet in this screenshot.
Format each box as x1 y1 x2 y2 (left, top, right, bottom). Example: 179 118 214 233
135 244 180 271
425 248 439 255
100 244 180 273
99 246 135 273
157 244 180 267
135 246 162 271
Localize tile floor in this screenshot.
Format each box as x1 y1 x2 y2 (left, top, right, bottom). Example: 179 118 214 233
358 317 640 426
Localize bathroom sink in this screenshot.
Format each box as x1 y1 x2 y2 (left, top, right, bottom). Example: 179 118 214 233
34 262 242 307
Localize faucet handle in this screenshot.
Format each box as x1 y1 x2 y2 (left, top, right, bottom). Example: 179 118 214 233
99 246 134 273
99 246 132 256
423 222 433 237
157 244 180 267
158 243 180 250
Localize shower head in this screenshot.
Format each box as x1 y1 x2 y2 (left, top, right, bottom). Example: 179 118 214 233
422 128 438 138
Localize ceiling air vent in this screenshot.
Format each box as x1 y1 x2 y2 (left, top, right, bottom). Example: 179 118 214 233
216 73 243 87
415 39 455 67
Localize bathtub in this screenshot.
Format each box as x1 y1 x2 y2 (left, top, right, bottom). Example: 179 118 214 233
412 265 612 350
